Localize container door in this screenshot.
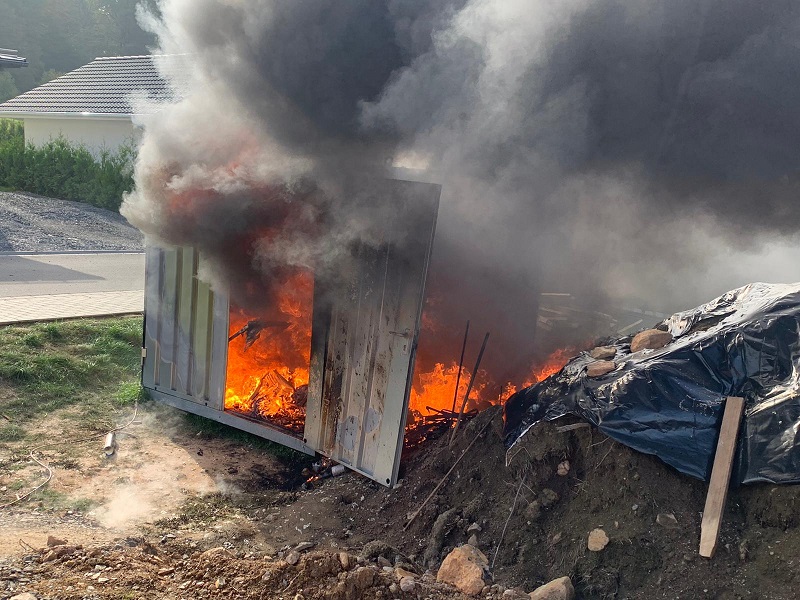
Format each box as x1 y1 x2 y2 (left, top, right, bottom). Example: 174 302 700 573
303 179 441 486
142 246 229 408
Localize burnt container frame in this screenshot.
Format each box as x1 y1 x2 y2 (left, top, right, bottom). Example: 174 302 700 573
141 177 441 487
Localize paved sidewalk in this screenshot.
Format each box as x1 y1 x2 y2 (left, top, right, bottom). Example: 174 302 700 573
0 290 144 325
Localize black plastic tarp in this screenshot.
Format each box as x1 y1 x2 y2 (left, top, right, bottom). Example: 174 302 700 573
503 283 800 485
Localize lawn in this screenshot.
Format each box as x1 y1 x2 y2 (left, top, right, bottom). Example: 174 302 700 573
0 317 143 443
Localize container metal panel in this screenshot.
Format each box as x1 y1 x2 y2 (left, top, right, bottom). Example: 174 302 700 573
304 180 440 486
143 178 440 484
143 245 314 454
143 246 226 406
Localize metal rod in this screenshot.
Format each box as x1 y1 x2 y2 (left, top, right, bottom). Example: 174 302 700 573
449 331 490 446
450 320 470 413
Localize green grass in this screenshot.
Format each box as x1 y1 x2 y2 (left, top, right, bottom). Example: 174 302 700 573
0 317 143 424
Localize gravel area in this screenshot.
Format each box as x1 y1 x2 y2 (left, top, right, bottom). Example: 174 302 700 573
0 191 144 252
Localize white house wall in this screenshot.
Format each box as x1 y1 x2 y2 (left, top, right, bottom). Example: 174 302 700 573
24 117 138 156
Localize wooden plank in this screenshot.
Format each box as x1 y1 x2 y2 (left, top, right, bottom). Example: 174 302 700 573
699 396 745 558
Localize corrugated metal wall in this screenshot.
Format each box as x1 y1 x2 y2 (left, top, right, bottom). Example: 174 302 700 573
142 246 228 408
142 179 440 486
304 180 440 485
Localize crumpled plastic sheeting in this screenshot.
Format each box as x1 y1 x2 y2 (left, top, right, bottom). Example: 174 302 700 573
503 283 800 484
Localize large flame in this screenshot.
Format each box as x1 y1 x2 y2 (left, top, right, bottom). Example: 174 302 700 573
409 346 575 418
223 270 577 438
224 270 314 434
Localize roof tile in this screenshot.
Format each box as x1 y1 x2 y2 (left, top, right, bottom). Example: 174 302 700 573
0 55 185 115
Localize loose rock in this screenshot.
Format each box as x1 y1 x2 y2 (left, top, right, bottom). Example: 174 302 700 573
529 576 575 600
467 522 482 534
10 594 38 600
347 567 375 593
630 329 673 352
656 513 680 529
587 360 616 377
377 556 392 568
539 489 559 508
587 529 609 552
285 551 301 565
295 541 316 553
46 535 67 547
589 346 616 360
556 461 570 476
200 547 232 560
399 576 416 592
525 501 542 521
468 534 479 547
436 544 488 597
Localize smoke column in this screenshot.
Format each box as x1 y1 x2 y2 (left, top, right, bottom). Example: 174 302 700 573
123 0 800 386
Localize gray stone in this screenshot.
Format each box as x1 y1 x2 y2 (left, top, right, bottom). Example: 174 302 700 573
399 576 415 593
285 551 300 565
656 513 680 529
294 541 315 552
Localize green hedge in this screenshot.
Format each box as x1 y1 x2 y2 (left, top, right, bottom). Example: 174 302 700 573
0 119 134 210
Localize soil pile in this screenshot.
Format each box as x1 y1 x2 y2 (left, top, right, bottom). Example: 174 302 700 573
2 405 799 599
387 408 800 599
2 541 467 599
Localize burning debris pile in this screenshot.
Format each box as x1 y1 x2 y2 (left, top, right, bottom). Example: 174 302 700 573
224 269 314 433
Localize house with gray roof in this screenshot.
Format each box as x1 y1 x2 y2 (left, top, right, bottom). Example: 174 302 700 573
0 54 181 155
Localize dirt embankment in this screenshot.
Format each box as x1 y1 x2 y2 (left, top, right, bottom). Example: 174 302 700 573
2 404 799 599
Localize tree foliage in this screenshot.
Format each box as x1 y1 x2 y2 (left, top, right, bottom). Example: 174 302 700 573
0 0 159 101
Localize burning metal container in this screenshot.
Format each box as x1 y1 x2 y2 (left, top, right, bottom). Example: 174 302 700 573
142 178 440 487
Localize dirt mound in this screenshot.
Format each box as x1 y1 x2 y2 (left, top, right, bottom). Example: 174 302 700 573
3 402 800 599
384 407 800 599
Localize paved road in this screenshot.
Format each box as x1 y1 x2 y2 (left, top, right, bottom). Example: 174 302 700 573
0 252 145 324
0 252 144 297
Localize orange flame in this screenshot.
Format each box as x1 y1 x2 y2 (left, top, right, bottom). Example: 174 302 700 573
224 270 313 433
222 267 578 436
523 347 576 387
